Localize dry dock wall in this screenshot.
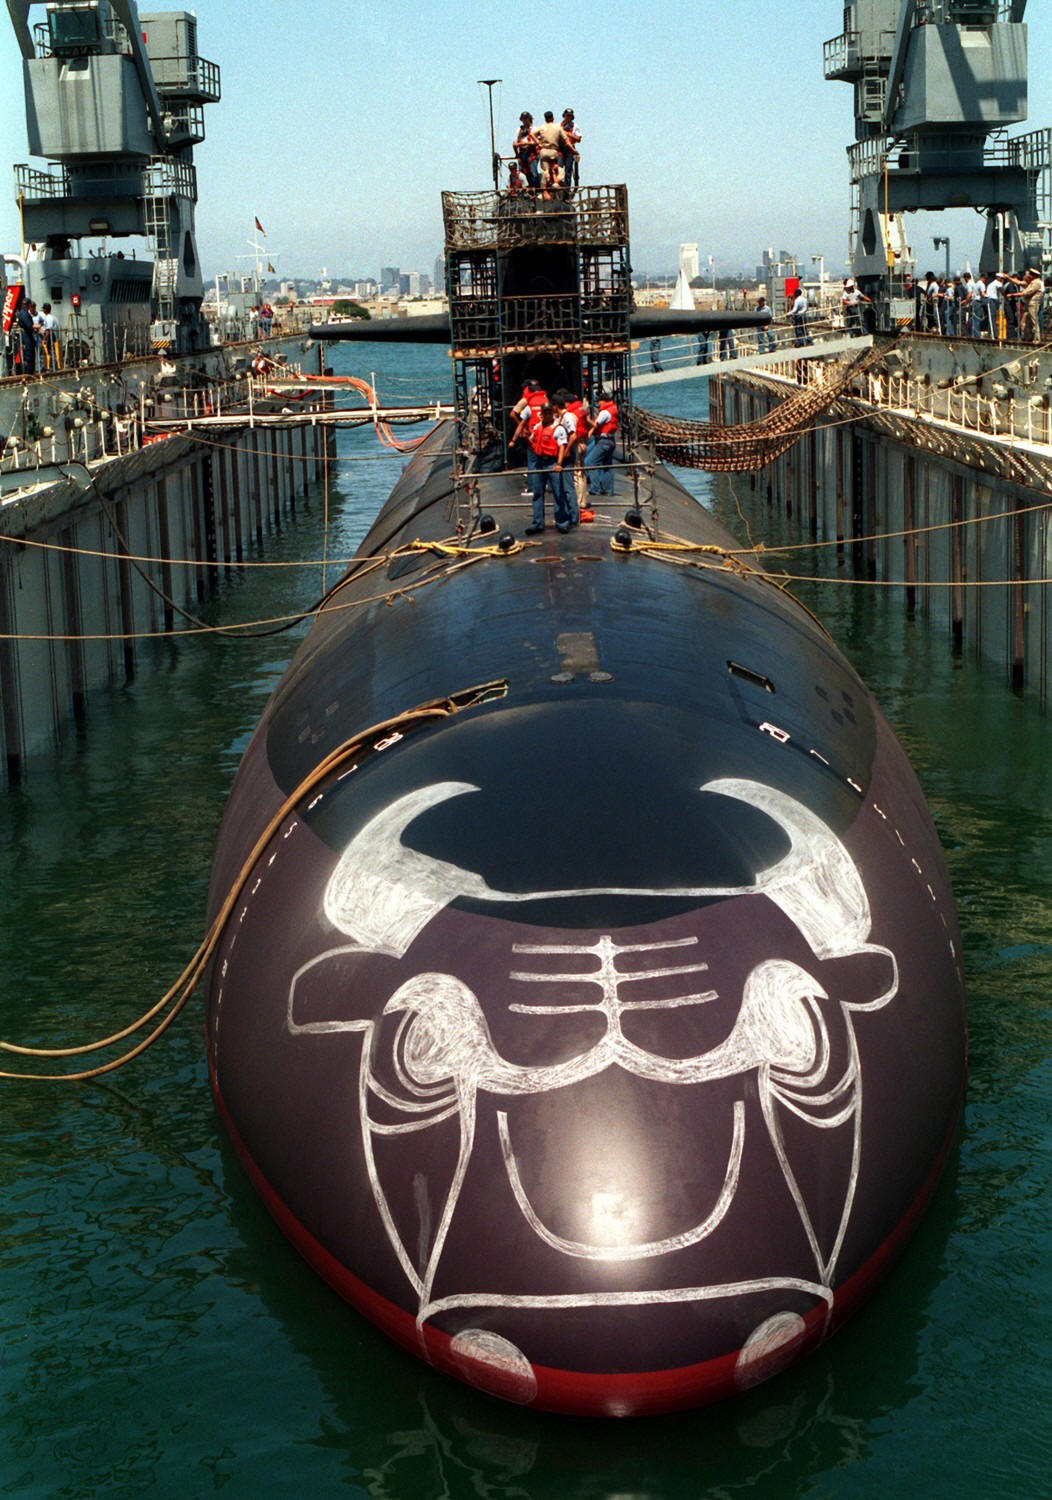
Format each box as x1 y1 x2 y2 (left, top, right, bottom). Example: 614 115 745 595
716 373 1052 703
0 420 335 781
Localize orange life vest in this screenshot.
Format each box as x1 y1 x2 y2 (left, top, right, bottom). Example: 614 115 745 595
597 398 619 436
530 422 559 458
566 399 587 438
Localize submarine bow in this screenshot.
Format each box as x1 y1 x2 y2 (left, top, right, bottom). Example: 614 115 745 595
207 171 965 1417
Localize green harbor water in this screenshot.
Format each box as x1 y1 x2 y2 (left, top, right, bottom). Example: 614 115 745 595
1 344 1049 1498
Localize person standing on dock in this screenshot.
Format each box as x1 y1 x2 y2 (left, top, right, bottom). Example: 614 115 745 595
789 288 812 346
842 279 871 336
38 303 58 369
946 277 962 336
563 389 590 507
971 273 987 337
718 324 738 360
983 272 1003 338
755 295 775 352
15 296 36 375
1008 268 1044 342
912 276 930 334
960 272 975 335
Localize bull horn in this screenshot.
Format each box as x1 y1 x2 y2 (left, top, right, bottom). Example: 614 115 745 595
324 782 488 955
701 779 871 957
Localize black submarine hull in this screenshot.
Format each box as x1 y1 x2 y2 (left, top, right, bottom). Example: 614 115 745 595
309 306 772 343
204 424 965 1416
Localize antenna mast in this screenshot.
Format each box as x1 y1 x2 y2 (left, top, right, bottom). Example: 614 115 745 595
478 78 502 191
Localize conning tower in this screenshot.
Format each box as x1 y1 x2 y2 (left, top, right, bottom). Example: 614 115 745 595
441 186 632 475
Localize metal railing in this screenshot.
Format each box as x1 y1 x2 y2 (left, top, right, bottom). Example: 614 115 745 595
14 163 71 199
859 364 1052 451
143 156 198 201
32 14 128 55
1 367 321 488
914 2 1009 22
149 54 221 102
164 104 206 145
823 29 897 78
629 320 872 385
739 335 1052 457
848 126 1050 183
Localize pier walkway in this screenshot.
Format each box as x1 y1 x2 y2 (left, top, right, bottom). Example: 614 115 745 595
630 323 872 388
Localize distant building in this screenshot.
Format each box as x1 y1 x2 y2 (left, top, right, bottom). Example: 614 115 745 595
354 279 377 300
679 243 700 281
380 265 400 293
433 253 445 295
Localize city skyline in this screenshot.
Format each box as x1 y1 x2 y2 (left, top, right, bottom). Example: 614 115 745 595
2 1 1052 283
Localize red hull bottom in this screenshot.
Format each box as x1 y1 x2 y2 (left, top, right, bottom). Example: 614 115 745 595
209 1045 960 1418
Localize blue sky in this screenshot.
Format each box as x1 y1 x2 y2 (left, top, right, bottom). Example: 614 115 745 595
2 0 1051 282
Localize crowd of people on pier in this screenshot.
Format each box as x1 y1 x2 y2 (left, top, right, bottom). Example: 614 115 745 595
902 266 1049 340
511 109 580 194
507 376 618 532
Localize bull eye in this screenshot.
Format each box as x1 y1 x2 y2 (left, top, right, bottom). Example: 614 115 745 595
401 1013 450 1086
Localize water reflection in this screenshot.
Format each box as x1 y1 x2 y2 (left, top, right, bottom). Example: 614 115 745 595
215 1124 961 1500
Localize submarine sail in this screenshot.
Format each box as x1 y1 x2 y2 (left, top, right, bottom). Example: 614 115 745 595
204 176 965 1417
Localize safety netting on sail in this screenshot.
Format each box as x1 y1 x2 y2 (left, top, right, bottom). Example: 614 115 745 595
633 341 891 471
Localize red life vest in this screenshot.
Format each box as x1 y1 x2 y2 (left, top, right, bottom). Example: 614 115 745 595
522 386 547 413
566 399 587 438
530 422 559 458
597 398 619 436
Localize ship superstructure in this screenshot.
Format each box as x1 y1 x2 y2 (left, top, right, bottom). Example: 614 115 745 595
7 0 220 358
825 0 1050 322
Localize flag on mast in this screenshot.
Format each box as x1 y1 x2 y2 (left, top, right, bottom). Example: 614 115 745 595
254 216 266 236
267 262 275 273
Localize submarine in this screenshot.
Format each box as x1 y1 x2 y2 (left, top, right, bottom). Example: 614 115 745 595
204 176 966 1417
